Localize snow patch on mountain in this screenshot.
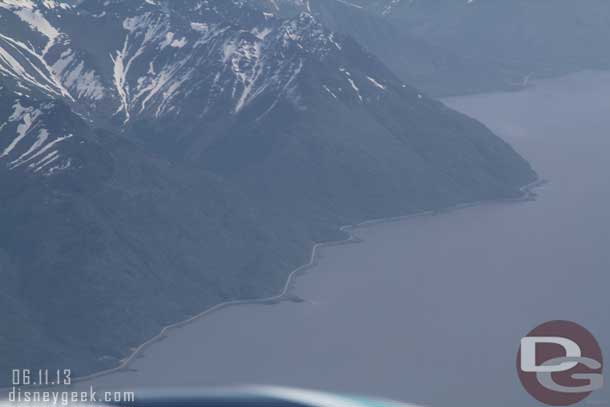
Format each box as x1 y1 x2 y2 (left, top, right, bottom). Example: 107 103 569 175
110 12 169 121
367 76 386 90
0 0 63 54
0 0 405 174
0 100 74 175
0 33 72 99
51 49 105 101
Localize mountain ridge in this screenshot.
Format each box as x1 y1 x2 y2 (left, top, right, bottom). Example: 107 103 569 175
0 0 536 383
255 0 610 96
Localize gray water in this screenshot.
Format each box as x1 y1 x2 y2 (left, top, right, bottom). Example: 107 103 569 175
86 71 610 407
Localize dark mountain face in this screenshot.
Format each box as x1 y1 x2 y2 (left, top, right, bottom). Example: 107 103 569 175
260 0 610 96
0 0 535 382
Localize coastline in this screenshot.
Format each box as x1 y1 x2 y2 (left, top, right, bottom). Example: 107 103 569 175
76 179 544 384
1 179 544 391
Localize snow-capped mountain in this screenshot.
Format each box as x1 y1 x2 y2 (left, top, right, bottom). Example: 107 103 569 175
0 0 536 383
2 0 417 173
255 0 610 96
253 0 406 15
1 0 395 124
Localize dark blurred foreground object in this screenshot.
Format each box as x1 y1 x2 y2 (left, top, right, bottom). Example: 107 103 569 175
106 387 418 407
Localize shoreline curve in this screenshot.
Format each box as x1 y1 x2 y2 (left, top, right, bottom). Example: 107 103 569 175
2 179 546 390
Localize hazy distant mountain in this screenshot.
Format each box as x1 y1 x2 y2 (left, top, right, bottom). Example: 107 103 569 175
0 0 535 381
257 0 610 96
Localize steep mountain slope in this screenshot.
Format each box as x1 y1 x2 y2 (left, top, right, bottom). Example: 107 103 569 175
1 85 292 379
0 0 535 382
257 0 610 96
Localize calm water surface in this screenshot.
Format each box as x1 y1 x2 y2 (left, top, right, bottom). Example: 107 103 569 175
87 72 610 407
